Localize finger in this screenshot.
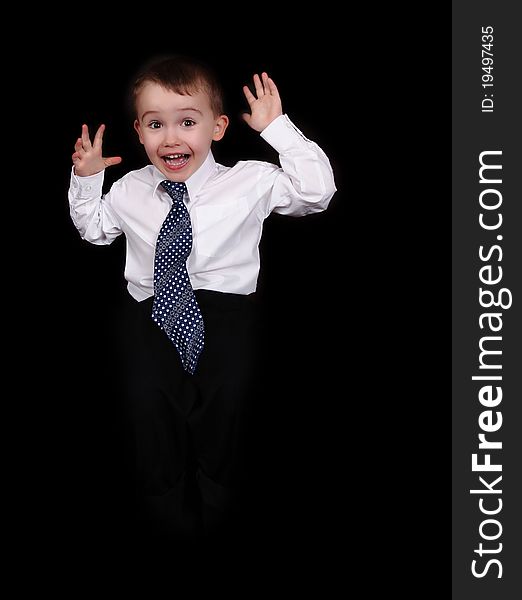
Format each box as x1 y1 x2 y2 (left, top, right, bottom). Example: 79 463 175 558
93 124 105 149
253 74 264 97
266 76 280 100
103 156 123 168
73 145 86 159
81 124 92 150
242 85 256 106
261 72 270 94
74 138 83 153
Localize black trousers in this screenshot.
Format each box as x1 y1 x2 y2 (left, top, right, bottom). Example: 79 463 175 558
118 289 259 538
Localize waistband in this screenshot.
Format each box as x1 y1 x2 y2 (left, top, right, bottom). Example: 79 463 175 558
131 289 257 312
194 289 257 309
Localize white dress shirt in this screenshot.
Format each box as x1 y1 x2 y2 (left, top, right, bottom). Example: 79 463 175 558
68 114 336 300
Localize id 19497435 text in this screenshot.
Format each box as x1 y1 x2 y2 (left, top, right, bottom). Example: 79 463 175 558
481 26 494 113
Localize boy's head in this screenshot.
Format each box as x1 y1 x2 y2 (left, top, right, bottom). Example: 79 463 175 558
132 56 229 182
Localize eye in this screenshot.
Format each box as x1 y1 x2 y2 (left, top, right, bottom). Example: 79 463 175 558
181 119 195 127
148 120 162 130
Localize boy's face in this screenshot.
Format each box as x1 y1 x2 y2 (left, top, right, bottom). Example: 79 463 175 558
134 82 228 182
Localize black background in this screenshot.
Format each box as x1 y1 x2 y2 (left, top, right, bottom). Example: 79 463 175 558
10 10 461 593
31 25 354 580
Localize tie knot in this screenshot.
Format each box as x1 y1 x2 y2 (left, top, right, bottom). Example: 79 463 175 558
161 180 187 201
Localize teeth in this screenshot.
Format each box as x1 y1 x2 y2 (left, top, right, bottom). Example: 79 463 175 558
164 154 186 159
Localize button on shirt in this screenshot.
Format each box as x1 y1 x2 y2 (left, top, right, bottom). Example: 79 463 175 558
68 114 336 300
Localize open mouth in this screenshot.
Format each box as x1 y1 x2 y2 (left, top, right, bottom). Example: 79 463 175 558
162 153 191 170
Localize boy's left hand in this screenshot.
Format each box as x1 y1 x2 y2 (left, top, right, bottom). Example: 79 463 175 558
242 72 283 132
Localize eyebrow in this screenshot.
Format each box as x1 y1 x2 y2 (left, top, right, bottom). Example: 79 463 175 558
141 107 203 120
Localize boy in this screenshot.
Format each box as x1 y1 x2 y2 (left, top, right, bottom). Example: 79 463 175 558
68 55 336 539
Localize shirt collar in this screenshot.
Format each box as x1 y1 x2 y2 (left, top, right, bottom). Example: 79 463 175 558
151 151 217 201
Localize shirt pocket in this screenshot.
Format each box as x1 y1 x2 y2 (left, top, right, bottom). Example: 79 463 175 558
194 199 248 258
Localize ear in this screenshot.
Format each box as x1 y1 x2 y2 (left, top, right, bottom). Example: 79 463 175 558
212 115 229 141
133 119 144 144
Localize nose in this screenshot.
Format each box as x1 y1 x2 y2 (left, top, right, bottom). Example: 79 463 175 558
162 126 182 147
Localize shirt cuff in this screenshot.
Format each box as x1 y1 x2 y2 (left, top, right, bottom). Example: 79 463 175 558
70 166 105 196
260 114 312 154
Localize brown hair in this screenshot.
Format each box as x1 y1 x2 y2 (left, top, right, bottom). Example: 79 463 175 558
132 55 225 117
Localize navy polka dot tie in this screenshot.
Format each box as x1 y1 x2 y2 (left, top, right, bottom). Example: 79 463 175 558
152 180 204 374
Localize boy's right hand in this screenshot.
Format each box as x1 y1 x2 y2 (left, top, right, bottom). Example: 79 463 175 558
72 124 122 177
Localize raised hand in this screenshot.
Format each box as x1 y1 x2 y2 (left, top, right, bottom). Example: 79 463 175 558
72 124 122 177
242 72 283 132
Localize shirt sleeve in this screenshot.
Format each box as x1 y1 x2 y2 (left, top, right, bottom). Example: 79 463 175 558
259 114 337 216
68 168 123 245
